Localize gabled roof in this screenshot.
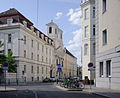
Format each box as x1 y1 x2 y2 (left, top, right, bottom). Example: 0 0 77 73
0 8 33 25
65 48 76 58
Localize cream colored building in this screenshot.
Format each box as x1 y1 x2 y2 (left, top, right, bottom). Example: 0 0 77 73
46 21 64 78
63 48 77 78
96 0 120 90
81 0 96 80
0 8 55 83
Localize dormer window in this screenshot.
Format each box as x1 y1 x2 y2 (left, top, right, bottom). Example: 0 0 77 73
49 27 52 33
7 18 13 25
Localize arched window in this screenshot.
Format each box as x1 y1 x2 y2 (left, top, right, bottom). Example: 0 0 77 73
49 27 52 33
84 44 88 55
61 34 62 39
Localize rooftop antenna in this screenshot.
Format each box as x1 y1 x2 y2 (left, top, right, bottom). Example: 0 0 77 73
37 0 39 27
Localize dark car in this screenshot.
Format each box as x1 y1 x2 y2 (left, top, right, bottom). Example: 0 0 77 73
43 78 50 82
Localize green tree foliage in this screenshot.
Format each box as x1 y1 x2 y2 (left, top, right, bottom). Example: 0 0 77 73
0 41 6 73
6 51 17 73
0 40 17 73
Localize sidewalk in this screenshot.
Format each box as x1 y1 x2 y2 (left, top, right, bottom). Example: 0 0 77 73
83 85 120 98
0 86 16 92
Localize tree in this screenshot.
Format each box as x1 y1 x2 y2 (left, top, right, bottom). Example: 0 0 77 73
0 41 6 73
6 51 17 73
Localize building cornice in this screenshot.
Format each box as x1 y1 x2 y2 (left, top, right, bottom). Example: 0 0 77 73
80 0 95 9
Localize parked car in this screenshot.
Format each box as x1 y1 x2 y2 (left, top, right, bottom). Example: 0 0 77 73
49 77 56 82
43 78 50 82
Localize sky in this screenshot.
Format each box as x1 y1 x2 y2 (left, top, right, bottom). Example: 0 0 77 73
0 0 82 66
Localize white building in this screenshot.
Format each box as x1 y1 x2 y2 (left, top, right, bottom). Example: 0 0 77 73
80 0 96 81
0 8 55 83
96 0 120 90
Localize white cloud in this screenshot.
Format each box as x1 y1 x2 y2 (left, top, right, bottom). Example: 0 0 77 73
66 7 81 25
66 29 82 65
55 12 63 20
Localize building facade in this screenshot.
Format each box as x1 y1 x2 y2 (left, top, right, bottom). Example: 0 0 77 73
63 48 77 78
46 21 64 78
96 0 120 90
0 8 77 83
0 8 55 83
81 0 96 81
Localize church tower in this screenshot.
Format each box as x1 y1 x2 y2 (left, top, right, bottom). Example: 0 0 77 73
46 20 63 50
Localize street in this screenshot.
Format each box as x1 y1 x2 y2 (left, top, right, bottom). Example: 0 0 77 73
0 83 105 98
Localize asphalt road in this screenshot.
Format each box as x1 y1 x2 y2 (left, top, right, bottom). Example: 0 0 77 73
0 83 105 98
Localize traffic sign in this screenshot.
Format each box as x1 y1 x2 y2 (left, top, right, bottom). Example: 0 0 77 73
88 62 93 67
3 62 9 70
22 71 24 75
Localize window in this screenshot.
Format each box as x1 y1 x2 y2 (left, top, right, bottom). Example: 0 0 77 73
42 67 44 74
31 52 33 60
31 66 33 73
99 62 103 77
24 50 26 58
8 34 11 43
37 77 39 81
8 49 11 54
31 40 33 47
93 43 96 55
103 29 107 45
55 28 57 34
37 42 39 50
103 0 106 13
106 60 111 77
49 58 51 64
37 66 39 74
49 27 52 33
84 44 88 55
31 77 34 81
37 54 39 61
93 7 95 18
42 45 44 52
61 34 62 39
85 8 88 19
46 47 48 55
24 36 26 44
49 49 51 56
24 65 26 73
62 61 63 67
46 57 48 63
93 25 95 36
85 26 88 38
56 59 58 66
42 56 44 62
46 67 47 74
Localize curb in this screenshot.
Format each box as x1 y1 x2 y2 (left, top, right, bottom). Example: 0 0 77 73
92 93 110 98
0 87 17 92
56 85 83 91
